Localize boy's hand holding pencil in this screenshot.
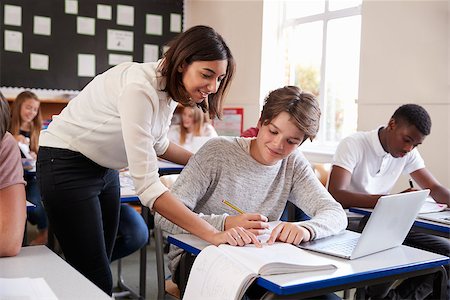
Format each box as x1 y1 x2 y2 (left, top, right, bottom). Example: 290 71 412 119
222 200 270 236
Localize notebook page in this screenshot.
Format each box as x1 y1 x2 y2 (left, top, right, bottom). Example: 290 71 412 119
183 245 256 300
218 242 337 276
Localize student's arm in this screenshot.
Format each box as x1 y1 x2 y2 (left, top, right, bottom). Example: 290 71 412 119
328 165 384 208
13 134 28 144
0 184 26 257
411 168 450 206
159 142 192 165
153 191 260 247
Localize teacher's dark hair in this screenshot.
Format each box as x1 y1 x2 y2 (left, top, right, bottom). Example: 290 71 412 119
0 91 11 139
159 25 235 119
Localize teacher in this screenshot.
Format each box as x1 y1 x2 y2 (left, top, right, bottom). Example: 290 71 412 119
37 25 259 295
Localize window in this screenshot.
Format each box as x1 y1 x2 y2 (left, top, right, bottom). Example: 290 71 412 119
281 0 361 149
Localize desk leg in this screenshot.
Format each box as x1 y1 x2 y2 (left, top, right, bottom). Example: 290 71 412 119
436 265 448 300
139 206 150 299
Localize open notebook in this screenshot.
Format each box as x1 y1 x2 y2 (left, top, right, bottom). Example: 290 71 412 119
418 211 450 225
183 243 337 300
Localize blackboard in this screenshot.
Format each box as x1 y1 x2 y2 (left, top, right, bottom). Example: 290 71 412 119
0 0 183 91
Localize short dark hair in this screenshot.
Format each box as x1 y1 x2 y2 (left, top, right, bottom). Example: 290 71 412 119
0 91 10 139
260 86 321 142
159 25 235 120
392 104 431 136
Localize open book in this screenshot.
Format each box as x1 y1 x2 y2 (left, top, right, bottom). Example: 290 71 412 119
183 242 337 300
419 197 447 214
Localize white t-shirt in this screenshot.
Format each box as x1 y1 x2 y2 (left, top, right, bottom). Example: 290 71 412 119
332 126 425 195
40 61 178 208
167 123 218 153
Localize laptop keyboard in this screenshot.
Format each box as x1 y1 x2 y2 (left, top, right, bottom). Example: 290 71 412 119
318 238 359 256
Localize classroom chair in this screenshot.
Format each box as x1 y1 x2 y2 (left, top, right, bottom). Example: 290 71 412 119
156 174 181 300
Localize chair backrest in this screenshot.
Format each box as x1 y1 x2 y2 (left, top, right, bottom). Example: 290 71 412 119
312 163 331 187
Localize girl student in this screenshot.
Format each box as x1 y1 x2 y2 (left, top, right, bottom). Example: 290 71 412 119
10 91 48 245
36 25 260 295
168 105 218 152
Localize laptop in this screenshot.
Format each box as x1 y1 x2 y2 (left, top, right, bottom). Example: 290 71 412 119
418 211 450 225
298 189 430 259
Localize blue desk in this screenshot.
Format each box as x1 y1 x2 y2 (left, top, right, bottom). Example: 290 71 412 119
168 234 449 299
158 160 184 176
349 207 450 238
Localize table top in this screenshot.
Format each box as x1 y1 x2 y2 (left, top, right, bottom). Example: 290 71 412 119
0 246 111 299
168 234 449 296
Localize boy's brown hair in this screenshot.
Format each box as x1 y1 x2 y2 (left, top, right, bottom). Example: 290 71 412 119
260 86 321 142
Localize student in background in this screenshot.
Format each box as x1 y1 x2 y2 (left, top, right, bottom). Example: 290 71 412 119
37 25 259 295
0 91 26 257
328 103 450 299
9 91 48 245
168 106 218 152
156 86 347 298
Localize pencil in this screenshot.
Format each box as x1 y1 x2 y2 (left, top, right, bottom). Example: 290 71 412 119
222 200 245 214
409 179 414 189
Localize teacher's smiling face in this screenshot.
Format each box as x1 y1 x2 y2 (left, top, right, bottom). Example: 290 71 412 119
179 60 228 103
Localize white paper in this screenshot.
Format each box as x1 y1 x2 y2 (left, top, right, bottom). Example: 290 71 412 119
107 29 134 52
162 45 170 55
143 44 159 62
65 0 78 14
97 4 112 20
33 16 51 36
4 30 23 53
77 16 95 35
78 54 95 77
120 171 136 197
4 4 22 26
117 4 134 26
0 277 58 300
170 13 182 33
30 53 49 71
146 14 163 35
108 53 132 65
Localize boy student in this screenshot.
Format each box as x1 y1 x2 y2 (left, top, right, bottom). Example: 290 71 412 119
328 104 449 299
156 86 347 297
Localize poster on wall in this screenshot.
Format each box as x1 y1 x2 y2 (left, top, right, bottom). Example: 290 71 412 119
213 107 244 136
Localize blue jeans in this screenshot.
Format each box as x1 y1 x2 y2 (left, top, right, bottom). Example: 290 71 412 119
111 204 149 262
37 147 120 296
25 173 48 230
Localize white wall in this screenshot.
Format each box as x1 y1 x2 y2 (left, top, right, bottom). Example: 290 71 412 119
185 0 449 188
358 0 449 189
184 0 264 130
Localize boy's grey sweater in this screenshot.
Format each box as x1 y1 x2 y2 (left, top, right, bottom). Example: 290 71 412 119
155 136 347 276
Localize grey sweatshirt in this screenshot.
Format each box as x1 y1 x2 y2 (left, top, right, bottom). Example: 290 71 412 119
155 136 347 276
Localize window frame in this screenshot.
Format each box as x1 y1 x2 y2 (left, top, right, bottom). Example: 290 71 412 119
280 1 362 161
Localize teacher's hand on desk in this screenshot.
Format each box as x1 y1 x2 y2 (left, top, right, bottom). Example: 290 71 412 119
212 226 262 248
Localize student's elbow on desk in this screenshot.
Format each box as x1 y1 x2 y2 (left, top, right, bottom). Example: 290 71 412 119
0 241 22 257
